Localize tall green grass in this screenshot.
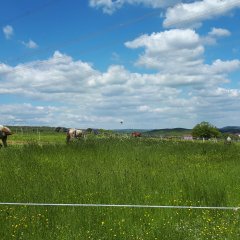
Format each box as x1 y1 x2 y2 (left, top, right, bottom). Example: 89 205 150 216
9 131 66 144
0 139 240 239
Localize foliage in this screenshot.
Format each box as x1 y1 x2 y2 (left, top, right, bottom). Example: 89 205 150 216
192 121 221 139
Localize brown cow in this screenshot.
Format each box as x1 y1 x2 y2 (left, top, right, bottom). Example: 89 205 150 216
131 132 141 137
0 125 12 147
66 128 86 143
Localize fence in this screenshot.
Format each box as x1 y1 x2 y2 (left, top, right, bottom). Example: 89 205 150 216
0 202 239 211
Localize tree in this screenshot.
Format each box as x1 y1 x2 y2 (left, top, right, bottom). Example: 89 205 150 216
192 121 221 139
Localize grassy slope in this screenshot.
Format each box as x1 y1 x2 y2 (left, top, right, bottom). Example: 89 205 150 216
0 139 240 239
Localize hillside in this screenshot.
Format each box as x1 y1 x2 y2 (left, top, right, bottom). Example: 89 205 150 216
143 128 191 137
113 129 151 134
219 126 240 134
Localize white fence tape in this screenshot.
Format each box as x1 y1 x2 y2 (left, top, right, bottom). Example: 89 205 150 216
0 202 239 211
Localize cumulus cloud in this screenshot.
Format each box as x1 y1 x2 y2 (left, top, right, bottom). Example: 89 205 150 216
123 28 240 127
200 27 231 45
209 59 240 74
208 27 231 37
3 25 14 39
21 39 39 49
89 0 240 30
163 0 240 28
1 40 240 128
89 0 123 14
89 0 182 14
0 103 118 128
0 51 99 101
125 28 240 85
125 29 204 75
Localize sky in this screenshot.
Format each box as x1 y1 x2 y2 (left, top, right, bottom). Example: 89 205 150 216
0 0 240 129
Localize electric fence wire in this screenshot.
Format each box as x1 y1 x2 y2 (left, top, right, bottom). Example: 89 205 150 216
0 202 239 211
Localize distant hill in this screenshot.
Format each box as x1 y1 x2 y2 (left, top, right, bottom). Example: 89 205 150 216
113 129 151 134
144 126 240 136
143 128 191 137
131 126 240 136
219 126 240 134
113 128 191 136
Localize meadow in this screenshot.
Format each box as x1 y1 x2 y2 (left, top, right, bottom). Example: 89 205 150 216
0 136 240 239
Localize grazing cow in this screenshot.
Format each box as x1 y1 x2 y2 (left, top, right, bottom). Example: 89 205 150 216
131 132 141 137
66 128 86 143
225 136 232 144
0 125 12 147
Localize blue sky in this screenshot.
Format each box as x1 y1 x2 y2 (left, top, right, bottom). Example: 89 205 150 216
0 0 240 129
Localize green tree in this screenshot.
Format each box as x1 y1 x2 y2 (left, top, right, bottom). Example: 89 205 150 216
192 121 221 139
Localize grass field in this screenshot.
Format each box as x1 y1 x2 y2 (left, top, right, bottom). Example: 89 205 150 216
0 137 240 239
9 131 66 144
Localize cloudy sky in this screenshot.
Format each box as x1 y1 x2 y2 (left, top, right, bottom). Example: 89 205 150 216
0 0 240 129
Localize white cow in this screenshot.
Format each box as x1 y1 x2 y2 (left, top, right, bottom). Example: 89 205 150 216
226 136 232 144
0 125 12 147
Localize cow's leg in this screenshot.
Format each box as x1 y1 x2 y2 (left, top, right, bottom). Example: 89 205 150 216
2 136 7 147
66 134 71 144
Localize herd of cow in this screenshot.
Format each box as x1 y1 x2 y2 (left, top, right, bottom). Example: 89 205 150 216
67 129 141 143
0 125 142 148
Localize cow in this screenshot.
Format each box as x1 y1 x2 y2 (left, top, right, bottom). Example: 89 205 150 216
66 128 86 143
225 136 232 145
0 125 12 147
131 132 141 137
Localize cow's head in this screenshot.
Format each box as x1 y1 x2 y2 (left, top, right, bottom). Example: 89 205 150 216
2 127 12 135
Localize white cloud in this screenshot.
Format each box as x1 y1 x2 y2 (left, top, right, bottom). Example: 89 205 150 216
125 29 240 84
89 0 182 14
0 44 240 128
201 27 231 45
89 0 123 14
209 59 240 74
3 25 14 39
163 0 240 28
22 39 39 49
197 87 240 98
208 27 231 37
0 103 118 128
125 29 204 75
125 29 201 53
